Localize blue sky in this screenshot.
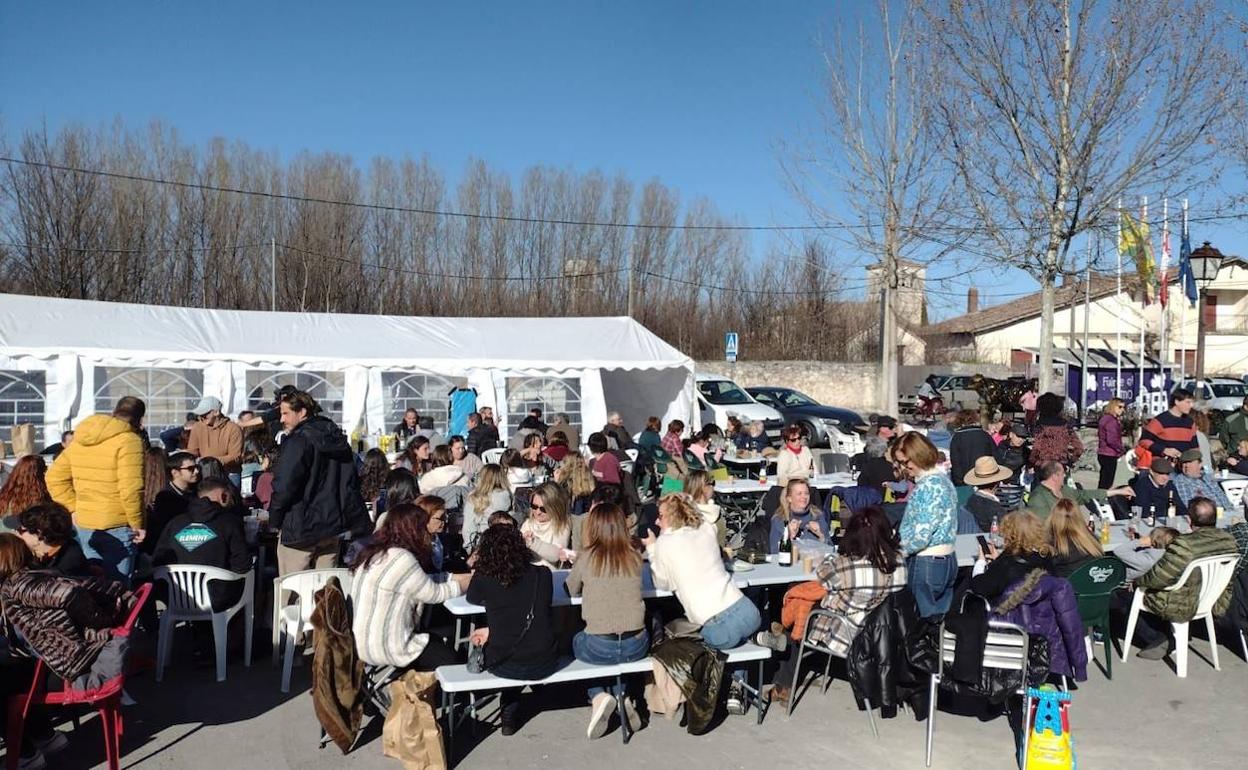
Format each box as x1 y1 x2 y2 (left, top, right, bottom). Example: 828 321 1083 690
3 1 1245 320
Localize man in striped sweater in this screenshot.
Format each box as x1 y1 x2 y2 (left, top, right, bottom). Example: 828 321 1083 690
1137 388 1197 463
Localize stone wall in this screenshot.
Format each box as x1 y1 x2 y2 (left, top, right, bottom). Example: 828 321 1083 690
695 361 881 413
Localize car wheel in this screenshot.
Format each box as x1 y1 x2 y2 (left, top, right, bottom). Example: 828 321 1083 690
799 421 825 449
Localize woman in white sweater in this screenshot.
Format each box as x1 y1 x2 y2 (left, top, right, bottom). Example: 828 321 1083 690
774 424 815 483
642 494 760 651
520 482 574 568
350 502 471 669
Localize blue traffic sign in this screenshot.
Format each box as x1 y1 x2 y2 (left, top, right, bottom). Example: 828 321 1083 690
725 331 739 362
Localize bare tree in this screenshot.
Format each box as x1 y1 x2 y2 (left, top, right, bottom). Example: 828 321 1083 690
781 0 955 414
925 0 1243 392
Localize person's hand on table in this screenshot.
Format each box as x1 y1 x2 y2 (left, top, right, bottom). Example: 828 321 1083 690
1109 486 1135 499
451 572 472 592
470 627 489 646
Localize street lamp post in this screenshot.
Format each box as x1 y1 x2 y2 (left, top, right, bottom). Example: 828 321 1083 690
1190 241 1225 380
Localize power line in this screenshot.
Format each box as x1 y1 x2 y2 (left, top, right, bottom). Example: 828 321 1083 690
0 240 265 255
279 243 625 281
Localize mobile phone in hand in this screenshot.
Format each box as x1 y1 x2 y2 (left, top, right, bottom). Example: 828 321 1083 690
976 535 990 554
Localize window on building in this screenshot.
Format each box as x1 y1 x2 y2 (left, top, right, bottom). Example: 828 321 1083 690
380 372 463 433
1204 293 1218 332
245 370 345 426
0 371 46 445
93 367 203 441
506 377 581 436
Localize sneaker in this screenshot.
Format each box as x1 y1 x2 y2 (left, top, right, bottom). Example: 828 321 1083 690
725 680 746 715
754 629 788 652
17 750 46 770
622 697 643 733
1137 641 1171 660
32 732 67 755
587 693 616 740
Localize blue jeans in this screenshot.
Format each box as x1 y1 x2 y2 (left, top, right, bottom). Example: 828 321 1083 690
700 595 761 652
573 629 650 699
908 553 958 619
76 525 136 585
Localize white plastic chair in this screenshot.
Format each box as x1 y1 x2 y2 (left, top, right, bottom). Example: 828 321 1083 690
786 608 878 737
272 568 353 692
1221 479 1246 510
927 614 1033 767
481 448 505 465
154 565 255 683
1121 554 1237 677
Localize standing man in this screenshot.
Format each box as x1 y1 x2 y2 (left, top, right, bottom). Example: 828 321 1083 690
465 411 498 456
46 396 147 583
187 396 244 479
1217 397 1248 464
1138 388 1198 463
268 391 369 574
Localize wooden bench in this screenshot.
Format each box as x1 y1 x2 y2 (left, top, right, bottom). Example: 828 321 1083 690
436 643 772 752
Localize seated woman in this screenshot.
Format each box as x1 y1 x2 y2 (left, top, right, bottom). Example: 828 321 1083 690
643 494 760 651
544 432 572 463
683 470 726 548
415 494 465 573
373 468 420 529
0 533 134 767
520 482 574 568
467 523 562 736
756 506 907 708
702 423 729 455
500 448 534 487
358 448 391 512
521 433 557 476
565 503 647 740
1046 499 1103 578
555 454 596 517
350 503 470 672
7 501 89 576
734 420 771 456
418 445 469 495
725 416 744 448
637 416 664 460
396 435 432 475
774 425 814 483
587 432 623 488
970 510 1052 600
463 465 513 553
683 429 721 471
252 446 280 510
661 419 685 458
768 478 829 554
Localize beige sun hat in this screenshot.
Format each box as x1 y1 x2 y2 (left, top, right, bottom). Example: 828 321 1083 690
964 456 1013 486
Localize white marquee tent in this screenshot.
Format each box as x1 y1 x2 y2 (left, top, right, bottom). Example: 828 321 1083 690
0 293 695 446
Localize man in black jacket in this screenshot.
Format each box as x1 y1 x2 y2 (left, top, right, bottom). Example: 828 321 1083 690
464 411 498 456
269 390 369 575
152 478 252 611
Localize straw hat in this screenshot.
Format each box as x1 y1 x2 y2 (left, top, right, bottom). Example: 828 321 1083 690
964 456 1013 486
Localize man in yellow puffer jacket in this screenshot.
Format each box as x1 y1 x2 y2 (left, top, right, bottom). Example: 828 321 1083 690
46 397 147 583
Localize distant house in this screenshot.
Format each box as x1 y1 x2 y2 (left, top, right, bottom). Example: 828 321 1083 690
923 257 1248 378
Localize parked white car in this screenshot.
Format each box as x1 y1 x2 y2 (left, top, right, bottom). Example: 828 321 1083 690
694 374 784 445
1175 378 1248 413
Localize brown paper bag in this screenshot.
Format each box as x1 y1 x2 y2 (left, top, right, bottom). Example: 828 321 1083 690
382 670 446 770
10 424 35 458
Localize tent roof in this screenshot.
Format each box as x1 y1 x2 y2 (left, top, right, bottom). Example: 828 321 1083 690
0 293 692 371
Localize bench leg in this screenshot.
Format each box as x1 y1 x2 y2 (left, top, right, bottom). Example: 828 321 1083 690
756 660 765 725
615 675 632 745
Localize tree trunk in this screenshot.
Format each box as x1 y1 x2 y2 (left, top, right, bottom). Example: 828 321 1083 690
1037 261 1057 394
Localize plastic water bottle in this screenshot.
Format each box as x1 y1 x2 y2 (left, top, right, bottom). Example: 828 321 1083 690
990 515 1000 547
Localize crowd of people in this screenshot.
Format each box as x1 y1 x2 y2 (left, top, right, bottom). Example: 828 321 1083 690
2 382 1248 768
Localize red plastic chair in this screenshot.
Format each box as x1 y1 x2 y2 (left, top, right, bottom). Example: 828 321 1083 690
5 582 152 770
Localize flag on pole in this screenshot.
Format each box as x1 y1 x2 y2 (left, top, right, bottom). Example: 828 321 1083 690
1177 215 1197 307
1159 205 1171 306
1119 210 1155 305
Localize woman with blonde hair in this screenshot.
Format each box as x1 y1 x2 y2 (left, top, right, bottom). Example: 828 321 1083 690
1097 398 1126 489
1046 499 1102 578
566 503 647 739
557 454 596 515
643 494 759 652
520 481 573 568
767 478 828 554
464 464 513 552
969 510 1052 600
683 470 726 547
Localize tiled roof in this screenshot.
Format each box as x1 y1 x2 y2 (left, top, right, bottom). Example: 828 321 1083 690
924 272 1148 336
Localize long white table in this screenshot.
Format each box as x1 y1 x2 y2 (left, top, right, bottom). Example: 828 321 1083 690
955 521 1152 568
715 472 856 495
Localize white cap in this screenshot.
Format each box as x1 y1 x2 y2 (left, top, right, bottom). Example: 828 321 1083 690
191 396 223 416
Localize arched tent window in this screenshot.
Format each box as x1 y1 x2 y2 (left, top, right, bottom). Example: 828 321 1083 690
506 377 581 437
93 367 203 441
381 372 461 433
0 371 46 444
246 370 345 426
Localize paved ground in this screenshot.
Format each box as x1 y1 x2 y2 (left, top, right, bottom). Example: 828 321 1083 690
40 619 1248 770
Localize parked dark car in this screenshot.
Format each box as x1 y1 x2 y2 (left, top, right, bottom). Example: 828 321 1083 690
745 387 868 454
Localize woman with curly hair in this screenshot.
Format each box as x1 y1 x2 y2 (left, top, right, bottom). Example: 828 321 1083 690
467 523 561 735
0 455 49 520
358 448 390 508
350 503 469 672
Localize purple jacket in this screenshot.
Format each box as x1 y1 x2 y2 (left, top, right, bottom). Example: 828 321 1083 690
1097 414 1124 458
992 570 1088 681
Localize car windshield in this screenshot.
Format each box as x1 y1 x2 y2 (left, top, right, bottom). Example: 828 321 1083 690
698 380 753 405
1212 382 1248 398
776 390 818 407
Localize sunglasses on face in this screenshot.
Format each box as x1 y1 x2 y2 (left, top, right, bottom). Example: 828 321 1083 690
531 504 548 513
177 466 200 473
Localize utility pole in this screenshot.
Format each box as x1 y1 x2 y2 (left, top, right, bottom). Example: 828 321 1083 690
270 238 277 312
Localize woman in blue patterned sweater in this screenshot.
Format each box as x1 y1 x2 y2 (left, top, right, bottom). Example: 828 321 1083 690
894 432 958 618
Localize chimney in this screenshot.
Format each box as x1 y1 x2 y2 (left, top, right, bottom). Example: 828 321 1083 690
967 287 979 314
